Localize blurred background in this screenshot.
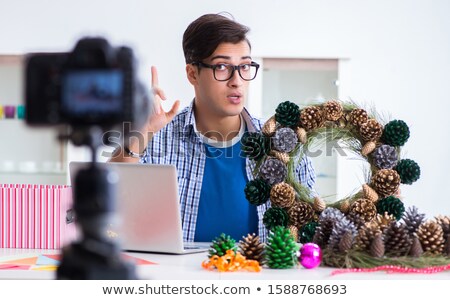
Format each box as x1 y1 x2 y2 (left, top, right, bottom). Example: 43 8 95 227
0 0 449 218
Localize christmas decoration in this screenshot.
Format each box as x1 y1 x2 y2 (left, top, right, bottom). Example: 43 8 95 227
417 221 445 255
376 196 405 221
241 132 269 161
244 178 270 206
265 226 299 269
298 243 322 269
272 127 298 153
259 158 287 185
382 119 410 146
300 106 323 131
270 182 296 208
202 249 261 272
275 101 300 127
402 206 426 236
299 222 319 244
372 145 398 170
395 159 421 184
238 233 265 264
208 233 237 258
263 207 289 230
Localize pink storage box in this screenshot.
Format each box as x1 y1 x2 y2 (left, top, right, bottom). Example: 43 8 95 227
0 184 77 249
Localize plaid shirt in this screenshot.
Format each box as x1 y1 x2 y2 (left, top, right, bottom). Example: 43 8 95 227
141 101 316 242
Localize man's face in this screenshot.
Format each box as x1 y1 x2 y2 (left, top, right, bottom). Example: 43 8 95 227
189 41 252 119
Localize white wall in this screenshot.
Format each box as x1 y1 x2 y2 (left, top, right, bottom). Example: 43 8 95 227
1 0 449 217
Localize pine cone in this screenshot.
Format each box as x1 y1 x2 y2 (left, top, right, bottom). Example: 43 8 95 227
313 196 326 212
362 183 379 203
338 231 354 253
347 212 368 229
376 196 405 221
208 233 237 258
323 100 343 121
371 169 401 197
260 158 287 185
361 141 376 156
349 198 377 223
299 222 319 244
265 226 299 269
270 182 296 208
300 106 323 131
270 150 290 164
340 200 350 214
372 145 398 170
417 221 445 254
402 206 426 236
395 159 421 185
262 116 277 137
435 215 450 235
348 108 369 127
370 235 385 258
409 235 424 258
355 223 382 252
328 217 357 253
359 119 383 142
241 132 269 160
382 119 410 147
275 101 300 127
244 178 271 206
372 212 395 232
272 127 298 153
313 208 344 248
263 207 289 230
288 225 299 242
384 222 412 256
238 233 265 264
287 201 315 228
296 127 307 144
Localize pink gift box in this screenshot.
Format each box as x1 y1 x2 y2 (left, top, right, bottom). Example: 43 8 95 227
0 184 77 249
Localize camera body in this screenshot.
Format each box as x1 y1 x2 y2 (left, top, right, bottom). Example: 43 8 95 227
25 37 148 130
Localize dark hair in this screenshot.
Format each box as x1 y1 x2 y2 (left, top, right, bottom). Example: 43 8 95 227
182 13 251 64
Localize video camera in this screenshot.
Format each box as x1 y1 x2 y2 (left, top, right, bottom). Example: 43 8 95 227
24 37 148 279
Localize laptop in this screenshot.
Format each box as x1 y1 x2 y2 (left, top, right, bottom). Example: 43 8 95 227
69 161 209 254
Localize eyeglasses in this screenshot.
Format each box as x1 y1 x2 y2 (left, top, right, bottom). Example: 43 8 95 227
192 61 260 81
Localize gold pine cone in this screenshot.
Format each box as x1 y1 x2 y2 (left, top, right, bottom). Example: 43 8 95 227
270 182 295 208
371 212 395 232
417 221 445 255
270 150 290 164
323 100 343 121
359 119 383 142
296 127 307 144
354 223 382 251
435 215 450 235
287 201 314 228
361 141 377 156
340 200 350 214
288 225 299 242
371 169 401 197
262 116 277 137
348 108 368 127
300 106 323 131
313 196 326 212
362 183 379 202
349 198 377 223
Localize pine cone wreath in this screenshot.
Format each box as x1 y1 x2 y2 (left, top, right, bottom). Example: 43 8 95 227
241 132 269 161
359 119 383 142
417 221 445 255
402 206 426 236
300 106 324 131
371 169 401 197
263 207 289 230
348 108 369 127
382 119 410 147
384 222 412 257
299 221 319 244
208 233 237 258
372 145 398 170
349 198 377 223
262 116 277 137
395 159 421 184
238 233 265 264
272 127 298 153
376 196 405 221
260 158 288 185
287 201 315 228
244 178 271 206
270 182 296 208
354 223 382 252
275 101 300 127
323 100 343 121
265 226 299 269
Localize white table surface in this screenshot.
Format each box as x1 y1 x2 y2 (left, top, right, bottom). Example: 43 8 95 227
1 248 449 280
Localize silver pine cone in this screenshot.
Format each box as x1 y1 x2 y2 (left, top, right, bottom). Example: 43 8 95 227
372 145 398 169
272 127 298 153
260 158 287 185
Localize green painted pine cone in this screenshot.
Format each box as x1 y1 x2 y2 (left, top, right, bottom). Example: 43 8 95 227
244 178 271 206
263 207 289 230
382 120 410 146
265 226 299 269
275 101 300 127
395 159 421 184
299 222 319 244
376 196 405 221
241 132 269 161
208 233 237 258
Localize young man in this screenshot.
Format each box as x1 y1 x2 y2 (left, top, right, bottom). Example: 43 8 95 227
110 13 316 242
